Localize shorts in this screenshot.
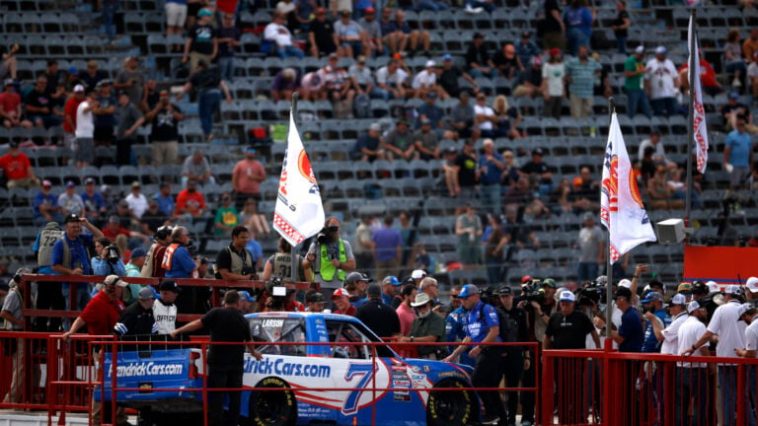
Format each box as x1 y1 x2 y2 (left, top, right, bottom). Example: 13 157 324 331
165 2 188 27
74 137 95 163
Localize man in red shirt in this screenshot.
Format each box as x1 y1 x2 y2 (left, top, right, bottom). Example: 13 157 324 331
231 146 266 207
679 54 723 96
0 79 30 128
102 215 132 242
331 288 357 316
61 274 127 338
63 84 86 140
0 140 38 189
175 179 206 217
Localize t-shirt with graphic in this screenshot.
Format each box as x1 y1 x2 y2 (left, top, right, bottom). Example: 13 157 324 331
150 104 181 142
542 61 566 97
189 24 217 55
214 206 239 235
455 152 478 187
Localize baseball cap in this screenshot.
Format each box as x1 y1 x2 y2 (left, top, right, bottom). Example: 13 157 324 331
306 291 325 303
84 177 95 185
357 55 366 63
687 300 702 314
728 90 740 100
549 47 561 57
706 280 720 294
198 8 213 17
243 146 257 155
521 275 533 284
66 180 76 188
641 291 663 304
677 282 693 293
618 279 632 289
738 303 755 318
542 278 557 289
725 285 743 297
411 292 432 307
496 285 513 296
345 271 372 285
138 287 155 300
130 247 147 259
655 45 667 55
411 269 427 280
332 288 350 299
364 6 375 13
634 45 645 54
458 284 479 299
64 213 82 224
670 293 687 306
3 79 13 87
159 280 181 293
382 275 401 286
425 60 436 68
559 290 576 303
369 123 382 132
131 181 141 188
104 275 128 288
442 53 453 61
238 290 256 302
532 148 544 156
73 84 85 92
746 277 758 294
614 286 632 300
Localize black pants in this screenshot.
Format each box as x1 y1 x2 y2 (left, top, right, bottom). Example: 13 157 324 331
116 138 134 166
502 351 523 424
33 281 64 332
519 350 536 422
472 348 506 421
207 365 243 426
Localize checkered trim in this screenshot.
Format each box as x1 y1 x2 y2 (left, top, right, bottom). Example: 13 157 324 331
610 244 620 264
274 213 305 244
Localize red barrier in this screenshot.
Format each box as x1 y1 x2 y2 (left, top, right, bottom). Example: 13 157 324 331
541 348 758 426
683 245 758 285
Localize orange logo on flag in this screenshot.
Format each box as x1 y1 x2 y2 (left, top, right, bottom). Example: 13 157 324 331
298 150 317 185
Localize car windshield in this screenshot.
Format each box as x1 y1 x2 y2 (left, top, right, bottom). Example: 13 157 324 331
249 317 306 356
325 320 396 359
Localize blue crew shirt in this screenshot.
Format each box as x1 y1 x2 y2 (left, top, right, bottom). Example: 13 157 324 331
641 308 670 353
463 300 502 343
445 306 475 366
619 307 644 353
164 245 196 278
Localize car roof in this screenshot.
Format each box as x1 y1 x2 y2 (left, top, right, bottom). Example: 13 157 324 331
244 311 361 323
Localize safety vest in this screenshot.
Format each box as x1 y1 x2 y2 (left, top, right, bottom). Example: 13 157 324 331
227 245 253 275
37 228 64 267
161 243 181 271
319 240 347 282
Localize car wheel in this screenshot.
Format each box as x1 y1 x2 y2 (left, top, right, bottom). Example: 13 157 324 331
426 379 477 426
249 377 297 426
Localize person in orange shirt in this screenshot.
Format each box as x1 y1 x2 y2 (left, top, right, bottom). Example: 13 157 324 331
175 178 206 217
231 146 266 208
743 28 758 64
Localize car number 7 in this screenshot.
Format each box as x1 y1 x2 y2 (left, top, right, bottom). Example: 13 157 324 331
343 363 375 414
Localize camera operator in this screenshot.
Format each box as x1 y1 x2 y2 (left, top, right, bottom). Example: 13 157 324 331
444 284 506 425
141 225 172 278
91 237 127 276
304 217 356 297
519 278 556 344
496 285 532 426
215 225 256 281
264 279 290 312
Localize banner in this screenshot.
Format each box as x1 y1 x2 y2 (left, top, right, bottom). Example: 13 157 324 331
600 113 657 263
688 14 709 173
683 245 758 285
273 111 325 246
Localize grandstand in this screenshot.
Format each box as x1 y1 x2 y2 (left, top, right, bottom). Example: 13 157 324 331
0 0 756 287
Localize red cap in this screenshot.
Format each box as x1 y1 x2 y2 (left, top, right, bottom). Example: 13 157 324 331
521 275 533 284
332 288 350 299
549 48 561 57
364 6 375 13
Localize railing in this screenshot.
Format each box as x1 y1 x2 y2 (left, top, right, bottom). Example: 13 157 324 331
541 343 758 426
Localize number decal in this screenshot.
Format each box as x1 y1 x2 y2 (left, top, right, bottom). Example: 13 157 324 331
343 363 374 415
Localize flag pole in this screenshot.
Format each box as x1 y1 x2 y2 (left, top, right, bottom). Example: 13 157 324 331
605 96 615 341
290 92 300 283
684 8 696 225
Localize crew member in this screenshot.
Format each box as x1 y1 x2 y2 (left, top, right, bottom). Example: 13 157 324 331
215 225 256 281
62 275 127 339
356 283 400 338
141 225 172 278
238 291 256 314
305 217 356 296
497 285 531 426
444 286 475 367
162 226 197 313
32 221 64 331
153 280 179 335
171 291 262 426
114 287 158 337
444 284 506 424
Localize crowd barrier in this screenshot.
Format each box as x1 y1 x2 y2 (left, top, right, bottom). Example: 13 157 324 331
541 343 758 426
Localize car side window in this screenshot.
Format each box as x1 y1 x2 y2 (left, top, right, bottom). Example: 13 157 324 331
249 317 306 356
325 320 371 360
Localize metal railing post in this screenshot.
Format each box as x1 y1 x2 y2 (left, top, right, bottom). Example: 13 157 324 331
541 350 553 425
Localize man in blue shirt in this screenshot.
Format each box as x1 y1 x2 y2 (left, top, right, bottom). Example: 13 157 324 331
477 139 504 214
372 216 402 280
162 226 197 313
444 287 475 367
612 286 644 352
154 182 176 217
723 115 753 190
640 291 670 353
33 180 62 226
51 214 105 316
444 284 505 424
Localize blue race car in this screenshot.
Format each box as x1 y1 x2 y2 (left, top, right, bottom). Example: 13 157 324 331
98 312 480 426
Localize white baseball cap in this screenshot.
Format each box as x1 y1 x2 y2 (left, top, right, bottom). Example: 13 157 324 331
670 293 687 306
73 84 85 92
725 285 743 297
745 277 758 294
411 269 427 280
634 45 644 54
687 300 702 314
618 279 632 289
655 45 667 55
559 290 576 303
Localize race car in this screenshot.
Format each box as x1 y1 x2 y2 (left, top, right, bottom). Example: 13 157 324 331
97 312 480 426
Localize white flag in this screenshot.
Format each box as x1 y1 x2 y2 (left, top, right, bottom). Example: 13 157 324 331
688 14 709 174
600 113 657 263
272 111 325 246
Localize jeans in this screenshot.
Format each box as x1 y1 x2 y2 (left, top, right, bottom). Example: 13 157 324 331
199 89 222 137
369 87 390 101
277 45 304 59
616 35 627 54
650 97 678 117
626 88 652 118
577 262 598 283
102 3 118 40
207 365 244 426
417 0 448 10
218 56 235 82
62 282 91 330
566 28 589 56
479 183 501 213
718 366 737 426
484 253 503 285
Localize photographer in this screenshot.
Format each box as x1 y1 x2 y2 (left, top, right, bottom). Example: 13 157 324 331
496 285 532 426
263 279 290 312
215 226 256 281
305 217 356 296
519 278 557 344
91 238 127 277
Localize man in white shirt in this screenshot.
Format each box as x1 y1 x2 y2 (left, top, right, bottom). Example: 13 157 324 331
74 90 97 168
263 12 304 59
649 293 688 354
637 128 671 164
473 92 495 138
736 303 758 426
645 46 679 118
375 60 408 99
125 181 149 219
676 300 709 426
411 60 442 99
541 47 566 119
684 285 747 426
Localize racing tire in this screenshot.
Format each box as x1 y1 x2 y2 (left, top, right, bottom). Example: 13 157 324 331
426 379 478 426
248 377 297 426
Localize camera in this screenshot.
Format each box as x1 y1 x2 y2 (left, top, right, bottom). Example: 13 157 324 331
316 232 329 244
577 284 603 307
106 245 120 263
240 266 254 276
266 277 288 311
521 280 545 304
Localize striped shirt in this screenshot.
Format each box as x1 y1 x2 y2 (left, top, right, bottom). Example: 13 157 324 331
566 57 600 99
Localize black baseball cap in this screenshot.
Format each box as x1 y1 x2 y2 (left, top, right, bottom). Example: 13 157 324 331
64 213 82 224
159 280 181 293
496 285 513 296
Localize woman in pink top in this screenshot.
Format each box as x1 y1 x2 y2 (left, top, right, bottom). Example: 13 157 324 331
395 284 417 336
